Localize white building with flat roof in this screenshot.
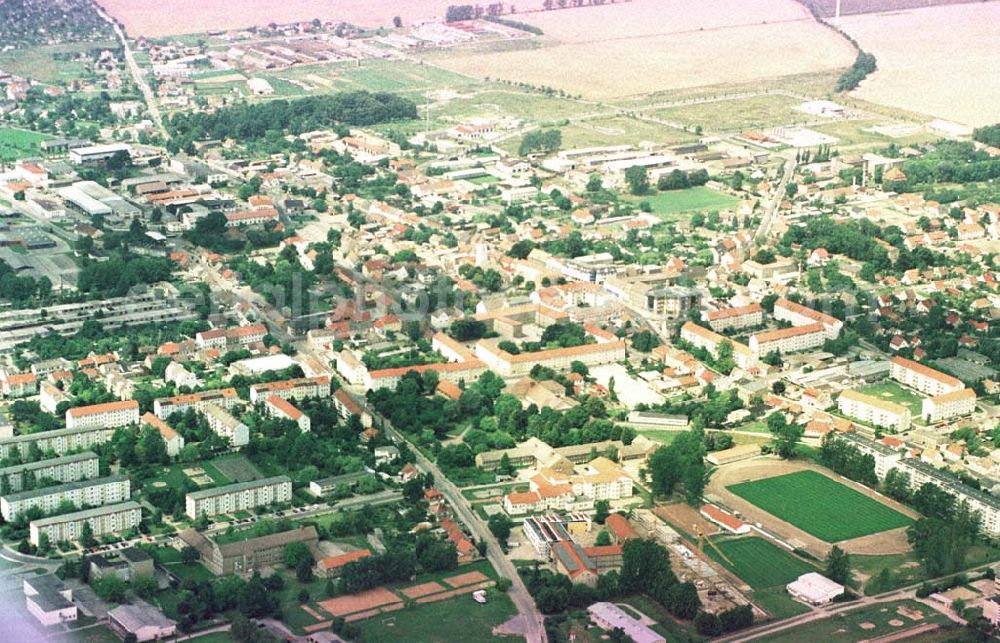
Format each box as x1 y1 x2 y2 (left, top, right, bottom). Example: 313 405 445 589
29 501 142 546
787 572 844 605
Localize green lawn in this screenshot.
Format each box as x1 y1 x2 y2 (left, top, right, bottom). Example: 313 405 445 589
859 381 925 418
0 127 51 161
727 470 913 542
629 186 739 219
708 537 817 619
648 94 806 133
355 589 518 643
761 599 949 643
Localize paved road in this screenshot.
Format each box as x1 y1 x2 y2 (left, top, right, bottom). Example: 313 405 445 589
95 6 169 141
373 411 546 643
753 154 796 247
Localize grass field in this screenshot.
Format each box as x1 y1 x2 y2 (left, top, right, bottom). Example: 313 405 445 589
0 41 116 84
628 186 739 220
708 537 816 619
762 599 949 643
649 94 808 132
355 589 517 643
727 470 913 542
0 128 51 162
859 381 925 418
529 116 696 153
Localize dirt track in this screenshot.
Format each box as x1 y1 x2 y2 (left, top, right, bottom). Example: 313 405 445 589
706 457 918 558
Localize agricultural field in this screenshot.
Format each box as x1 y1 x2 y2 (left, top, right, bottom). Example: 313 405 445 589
627 187 740 220
836 2 1000 126
434 0 855 98
762 599 951 643
95 0 457 37
727 470 913 542
0 128 51 162
859 381 925 418
708 536 816 619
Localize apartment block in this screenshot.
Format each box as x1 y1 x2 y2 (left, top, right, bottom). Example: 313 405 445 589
195 323 267 349
834 433 902 480
705 303 763 332
203 403 250 447
890 356 964 397
0 425 117 460
65 400 140 431
264 396 311 432
185 476 292 519
2 474 130 522
140 413 185 457
837 390 911 432
0 452 100 494
922 388 977 424
248 376 330 404
773 297 843 340
679 322 757 369
29 501 142 546
153 387 239 419
749 322 826 355
475 339 626 379
895 459 1000 536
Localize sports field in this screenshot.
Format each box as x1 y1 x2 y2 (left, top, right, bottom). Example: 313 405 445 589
0 128 51 162
628 186 739 219
727 470 913 542
709 537 816 619
712 537 816 588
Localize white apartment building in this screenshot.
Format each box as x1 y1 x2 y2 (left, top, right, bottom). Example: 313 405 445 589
837 390 911 432
140 413 185 457
248 376 331 404
705 303 763 332
203 403 250 447
0 452 100 494
185 476 292 519
922 388 977 424
896 459 1000 536
773 297 843 340
890 356 964 397
335 350 367 386
834 433 902 480
153 387 239 419
65 400 140 431
30 501 142 546
0 425 117 460
749 322 826 355
2 474 130 522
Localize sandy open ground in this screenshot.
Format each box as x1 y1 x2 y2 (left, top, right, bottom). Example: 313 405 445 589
317 587 402 617
835 2 1000 126
95 0 459 37
435 0 855 98
707 457 918 558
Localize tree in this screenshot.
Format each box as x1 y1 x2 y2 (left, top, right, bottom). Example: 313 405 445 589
785 182 798 198
181 545 199 563
595 530 612 546
824 545 850 585
238 572 278 618
488 513 513 544
625 166 649 195
392 16 403 27
586 173 602 192
131 574 158 599
647 429 708 506
768 413 804 459
92 576 127 603
594 500 610 524
79 520 96 548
